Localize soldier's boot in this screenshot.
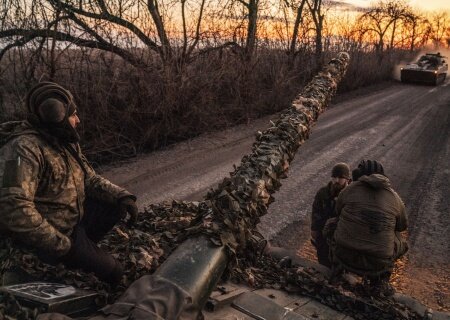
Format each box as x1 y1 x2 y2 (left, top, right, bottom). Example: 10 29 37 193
329 263 343 284
103 259 124 287
373 280 395 297
277 256 292 268
370 273 394 297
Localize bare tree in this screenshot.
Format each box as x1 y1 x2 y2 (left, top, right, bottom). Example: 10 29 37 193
0 0 210 67
402 12 429 52
306 0 324 63
284 0 307 56
231 0 260 57
358 0 412 53
386 1 411 49
428 12 449 49
181 0 206 61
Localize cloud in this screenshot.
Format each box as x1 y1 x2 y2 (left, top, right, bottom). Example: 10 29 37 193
328 0 366 12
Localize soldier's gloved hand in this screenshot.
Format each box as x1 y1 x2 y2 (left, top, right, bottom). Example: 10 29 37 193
37 235 74 266
118 196 139 226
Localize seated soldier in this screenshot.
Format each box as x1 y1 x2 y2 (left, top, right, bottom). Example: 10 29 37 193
0 82 139 285
330 160 408 296
310 163 350 268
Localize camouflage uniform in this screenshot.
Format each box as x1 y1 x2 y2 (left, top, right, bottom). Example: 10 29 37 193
331 174 408 277
0 121 133 257
311 182 338 267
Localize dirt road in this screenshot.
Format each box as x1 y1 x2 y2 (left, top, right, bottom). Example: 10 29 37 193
102 80 450 311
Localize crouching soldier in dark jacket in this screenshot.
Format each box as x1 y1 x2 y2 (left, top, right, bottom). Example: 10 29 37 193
311 163 351 267
0 82 138 285
330 160 408 296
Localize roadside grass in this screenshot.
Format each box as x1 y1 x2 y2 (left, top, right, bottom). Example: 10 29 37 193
0 48 415 165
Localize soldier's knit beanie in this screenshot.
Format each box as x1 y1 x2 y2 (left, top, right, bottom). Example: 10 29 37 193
357 160 384 176
331 163 350 179
26 82 76 123
26 82 80 143
352 168 362 181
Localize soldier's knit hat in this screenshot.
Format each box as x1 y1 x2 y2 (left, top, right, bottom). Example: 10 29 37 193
26 82 76 124
357 159 384 176
331 163 350 179
352 168 362 181
26 82 80 143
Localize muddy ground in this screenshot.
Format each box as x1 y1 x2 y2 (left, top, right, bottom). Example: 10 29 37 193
102 80 450 311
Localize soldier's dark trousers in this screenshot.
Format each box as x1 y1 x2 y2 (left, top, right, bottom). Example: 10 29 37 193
62 198 123 285
312 235 331 268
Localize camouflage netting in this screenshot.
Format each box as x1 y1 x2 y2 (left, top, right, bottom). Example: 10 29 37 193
0 201 422 320
231 254 422 320
0 53 422 319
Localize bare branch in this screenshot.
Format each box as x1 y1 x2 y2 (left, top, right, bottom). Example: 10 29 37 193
96 0 110 13
289 0 307 55
49 0 160 52
237 0 250 8
181 0 188 58
0 35 36 61
186 0 207 58
66 12 109 45
0 28 148 68
147 0 171 59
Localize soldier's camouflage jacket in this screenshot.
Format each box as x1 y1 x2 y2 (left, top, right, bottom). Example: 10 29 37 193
311 181 337 233
0 121 133 257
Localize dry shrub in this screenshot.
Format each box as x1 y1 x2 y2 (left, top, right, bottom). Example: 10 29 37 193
0 47 411 165
337 49 417 92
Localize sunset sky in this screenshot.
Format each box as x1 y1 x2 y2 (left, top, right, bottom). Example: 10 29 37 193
345 0 450 11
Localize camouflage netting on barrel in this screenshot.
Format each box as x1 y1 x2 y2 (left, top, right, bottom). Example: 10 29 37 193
205 52 350 257
0 53 422 319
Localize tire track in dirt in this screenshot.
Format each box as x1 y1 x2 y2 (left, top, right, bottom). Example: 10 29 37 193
101 118 271 207
381 90 450 311
121 135 254 188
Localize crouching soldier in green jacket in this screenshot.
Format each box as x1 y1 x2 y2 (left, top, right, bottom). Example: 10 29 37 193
0 82 138 285
330 160 408 296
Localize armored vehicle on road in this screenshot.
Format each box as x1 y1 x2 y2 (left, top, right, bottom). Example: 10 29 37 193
401 53 448 85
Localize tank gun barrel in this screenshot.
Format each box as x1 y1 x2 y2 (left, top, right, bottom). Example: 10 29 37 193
206 52 350 247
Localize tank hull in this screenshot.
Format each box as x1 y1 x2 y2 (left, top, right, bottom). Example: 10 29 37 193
400 53 448 85
400 69 442 85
